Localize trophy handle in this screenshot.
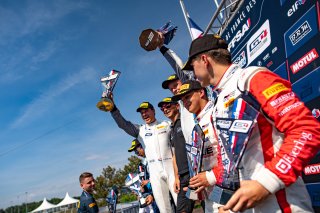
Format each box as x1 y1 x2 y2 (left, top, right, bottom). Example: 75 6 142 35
96 97 114 112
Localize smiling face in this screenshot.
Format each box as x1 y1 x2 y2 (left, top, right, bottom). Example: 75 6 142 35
80 176 95 194
160 103 179 121
168 79 183 95
181 90 203 115
139 108 156 124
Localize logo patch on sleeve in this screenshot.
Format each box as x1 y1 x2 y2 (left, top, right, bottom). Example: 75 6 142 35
262 83 289 99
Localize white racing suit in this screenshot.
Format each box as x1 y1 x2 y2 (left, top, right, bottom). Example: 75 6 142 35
207 64 320 212
189 101 220 212
111 109 177 212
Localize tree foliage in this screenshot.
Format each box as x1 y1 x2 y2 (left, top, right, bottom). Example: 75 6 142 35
94 155 141 206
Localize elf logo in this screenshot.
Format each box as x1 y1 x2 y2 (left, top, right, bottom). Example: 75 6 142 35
287 0 306 17
290 48 319 74
228 19 251 51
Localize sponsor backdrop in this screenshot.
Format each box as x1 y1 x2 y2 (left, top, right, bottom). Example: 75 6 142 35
221 0 320 210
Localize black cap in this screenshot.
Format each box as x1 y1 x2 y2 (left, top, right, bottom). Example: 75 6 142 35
182 34 228 70
162 74 179 89
157 97 177 107
172 80 203 101
136 101 154 112
128 139 141 152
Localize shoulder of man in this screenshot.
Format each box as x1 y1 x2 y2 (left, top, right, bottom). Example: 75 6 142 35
238 66 270 91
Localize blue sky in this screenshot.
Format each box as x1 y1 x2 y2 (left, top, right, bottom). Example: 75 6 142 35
0 0 216 208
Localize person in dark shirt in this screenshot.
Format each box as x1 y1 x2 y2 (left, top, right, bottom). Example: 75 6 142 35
78 172 99 213
158 97 194 213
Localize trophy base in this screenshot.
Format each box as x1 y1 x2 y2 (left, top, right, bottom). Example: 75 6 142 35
186 188 198 200
96 98 114 112
139 197 147 208
208 186 235 205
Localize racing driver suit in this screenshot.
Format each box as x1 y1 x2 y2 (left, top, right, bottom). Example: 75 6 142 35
189 100 220 212
111 108 177 212
205 64 320 212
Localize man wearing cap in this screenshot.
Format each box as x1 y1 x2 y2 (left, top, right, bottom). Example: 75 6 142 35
110 101 177 212
158 97 195 213
171 80 219 212
183 34 320 212
128 139 160 213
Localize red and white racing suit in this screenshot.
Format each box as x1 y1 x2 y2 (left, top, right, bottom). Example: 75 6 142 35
208 64 320 212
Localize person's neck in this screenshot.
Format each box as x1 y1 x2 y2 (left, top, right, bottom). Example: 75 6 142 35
210 63 231 86
196 100 209 116
170 113 180 123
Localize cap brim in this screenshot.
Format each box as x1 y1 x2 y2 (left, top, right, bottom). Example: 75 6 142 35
172 90 192 102
162 78 178 89
157 101 177 107
128 146 136 152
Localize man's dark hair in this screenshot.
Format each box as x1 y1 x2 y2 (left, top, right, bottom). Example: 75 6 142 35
79 172 93 183
205 48 232 65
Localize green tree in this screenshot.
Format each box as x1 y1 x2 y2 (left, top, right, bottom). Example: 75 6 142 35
94 155 141 206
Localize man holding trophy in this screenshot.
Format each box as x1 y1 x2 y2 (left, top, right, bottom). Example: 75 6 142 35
99 95 177 212
182 34 320 212
171 80 220 212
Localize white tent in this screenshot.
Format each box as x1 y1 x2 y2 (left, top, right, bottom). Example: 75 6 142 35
56 192 79 207
31 198 57 213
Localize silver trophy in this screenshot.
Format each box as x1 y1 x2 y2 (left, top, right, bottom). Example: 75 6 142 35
185 124 206 200
208 95 260 205
96 69 121 112
125 173 147 207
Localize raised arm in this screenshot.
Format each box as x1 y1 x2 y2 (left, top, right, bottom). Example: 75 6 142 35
110 106 140 138
159 46 191 83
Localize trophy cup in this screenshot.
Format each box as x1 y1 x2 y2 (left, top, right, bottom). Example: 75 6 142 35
96 69 121 112
208 95 260 205
139 21 177 51
185 123 206 200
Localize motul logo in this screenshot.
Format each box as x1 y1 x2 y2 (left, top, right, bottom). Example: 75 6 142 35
290 48 319 74
304 163 320 175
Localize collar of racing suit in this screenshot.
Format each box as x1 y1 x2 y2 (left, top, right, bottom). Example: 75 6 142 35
213 64 241 91
196 101 214 123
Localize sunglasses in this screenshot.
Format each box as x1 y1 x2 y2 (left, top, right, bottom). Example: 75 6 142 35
159 103 173 111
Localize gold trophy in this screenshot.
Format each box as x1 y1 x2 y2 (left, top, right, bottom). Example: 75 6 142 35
96 70 121 112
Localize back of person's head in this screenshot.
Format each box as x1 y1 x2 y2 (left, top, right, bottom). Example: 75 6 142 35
205 48 232 65
79 172 93 183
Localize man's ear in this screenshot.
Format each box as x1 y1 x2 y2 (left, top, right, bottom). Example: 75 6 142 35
200 89 206 98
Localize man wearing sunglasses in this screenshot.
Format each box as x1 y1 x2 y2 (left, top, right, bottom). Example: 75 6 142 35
158 97 195 213
172 80 219 212
109 100 177 212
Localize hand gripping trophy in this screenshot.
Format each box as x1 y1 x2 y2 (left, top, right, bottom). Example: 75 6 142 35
139 21 177 51
186 123 206 201
96 69 121 112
